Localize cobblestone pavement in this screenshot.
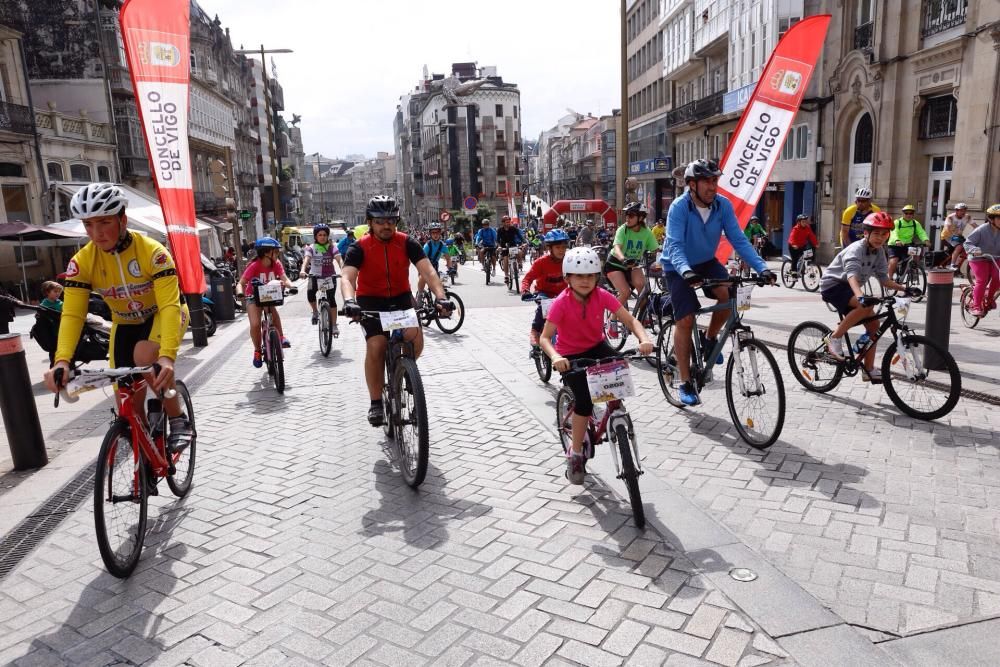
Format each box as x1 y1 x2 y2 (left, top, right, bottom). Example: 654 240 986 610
0 291 795 666
471 283 1000 641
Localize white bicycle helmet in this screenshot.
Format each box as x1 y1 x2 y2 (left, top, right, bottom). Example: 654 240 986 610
854 186 873 199
70 183 128 219
563 247 602 276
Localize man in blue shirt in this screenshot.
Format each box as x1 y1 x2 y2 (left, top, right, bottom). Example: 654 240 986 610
661 159 776 405
337 227 355 257
474 219 499 273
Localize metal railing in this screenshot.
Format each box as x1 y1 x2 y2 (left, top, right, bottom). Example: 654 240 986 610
853 21 874 51
0 100 35 136
665 90 725 127
194 191 226 212
922 0 966 37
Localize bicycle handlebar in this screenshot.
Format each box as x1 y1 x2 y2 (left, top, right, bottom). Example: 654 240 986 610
54 364 175 408
699 274 772 289
559 349 654 373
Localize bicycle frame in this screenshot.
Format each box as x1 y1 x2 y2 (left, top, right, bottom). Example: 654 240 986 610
688 286 754 389
113 377 172 480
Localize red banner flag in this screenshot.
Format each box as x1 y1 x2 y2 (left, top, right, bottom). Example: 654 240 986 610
714 15 831 264
119 0 204 294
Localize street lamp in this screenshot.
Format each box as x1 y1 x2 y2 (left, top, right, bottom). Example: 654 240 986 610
235 46 293 236
311 151 325 223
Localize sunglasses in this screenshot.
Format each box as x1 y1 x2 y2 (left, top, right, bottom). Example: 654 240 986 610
371 218 398 226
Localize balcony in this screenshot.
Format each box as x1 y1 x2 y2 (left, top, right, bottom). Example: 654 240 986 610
422 144 442 160
108 65 133 96
194 191 226 212
239 172 257 186
665 90 725 128
120 157 150 179
853 21 874 51
693 1 731 55
495 138 507 150
0 101 35 136
922 0 966 37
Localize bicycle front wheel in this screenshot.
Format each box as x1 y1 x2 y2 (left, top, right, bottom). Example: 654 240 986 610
555 387 574 454
725 338 785 449
319 303 333 356
881 334 961 420
960 288 980 329
801 262 822 292
166 380 197 498
268 328 285 393
655 321 686 408
393 358 429 487
780 260 797 288
787 321 844 393
906 265 927 302
94 421 147 578
435 290 465 334
534 347 552 383
614 424 645 529
604 310 628 352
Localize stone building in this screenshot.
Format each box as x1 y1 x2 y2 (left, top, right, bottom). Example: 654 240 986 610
395 63 524 231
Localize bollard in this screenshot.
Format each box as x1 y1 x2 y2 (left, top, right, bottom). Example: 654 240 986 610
0 334 47 470
924 268 953 370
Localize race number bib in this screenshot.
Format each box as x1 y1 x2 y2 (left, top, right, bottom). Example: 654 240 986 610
736 285 755 312
315 276 336 291
538 298 554 317
586 359 635 403
379 309 419 331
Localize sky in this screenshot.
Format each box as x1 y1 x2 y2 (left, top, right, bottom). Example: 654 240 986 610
197 0 622 159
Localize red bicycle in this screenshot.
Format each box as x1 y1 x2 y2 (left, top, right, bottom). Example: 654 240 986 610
55 365 196 578
960 254 999 329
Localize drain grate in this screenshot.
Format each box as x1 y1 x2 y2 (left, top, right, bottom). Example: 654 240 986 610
0 467 95 580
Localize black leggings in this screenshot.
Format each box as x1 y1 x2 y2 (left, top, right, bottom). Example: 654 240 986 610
562 340 618 417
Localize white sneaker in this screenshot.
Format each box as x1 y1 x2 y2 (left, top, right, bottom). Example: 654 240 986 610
865 367 882 384
825 335 846 360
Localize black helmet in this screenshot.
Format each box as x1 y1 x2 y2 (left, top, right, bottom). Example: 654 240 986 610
684 159 723 182
622 201 647 217
366 195 400 219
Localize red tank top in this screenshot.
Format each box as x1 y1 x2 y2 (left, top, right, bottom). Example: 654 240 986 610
355 232 413 298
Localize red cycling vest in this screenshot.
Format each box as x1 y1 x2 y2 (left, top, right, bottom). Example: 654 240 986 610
355 231 413 298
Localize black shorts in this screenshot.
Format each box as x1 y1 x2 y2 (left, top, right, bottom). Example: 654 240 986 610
357 293 416 340
562 340 618 418
821 282 856 318
663 259 730 321
111 318 155 368
888 245 912 260
306 275 338 305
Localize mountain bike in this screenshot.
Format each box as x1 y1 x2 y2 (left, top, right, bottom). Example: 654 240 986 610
959 254 999 329
314 275 338 357
787 293 961 420
555 351 652 528
524 294 555 382
604 252 663 353
781 247 823 292
502 246 521 293
655 274 785 449
480 246 497 285
889 245 927 302
253 280 296 393
54 365 195 578
415 286 465 333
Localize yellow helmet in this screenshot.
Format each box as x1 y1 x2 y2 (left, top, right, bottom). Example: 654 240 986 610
353 224 369 237
901 204 916 212
987 204 1000 217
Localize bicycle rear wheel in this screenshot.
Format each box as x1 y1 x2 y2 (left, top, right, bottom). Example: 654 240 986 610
555 388 574 454
614 424 645 529
906 265 927 302
435 290 465 333
787 321 844 392
881 334 961 420
960 288 980 328
725 338 785 449
94 421 147 578
268 328 285 393
801 262 822 292
484 256 491 285
655 321 685 408
604 310 628 351
393 357 428 487
509 258 520 293
780 260 797 288
319 302 333 356
166 380 197 497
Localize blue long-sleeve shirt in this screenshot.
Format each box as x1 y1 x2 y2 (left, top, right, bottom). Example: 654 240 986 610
661 192 768 276
475 227 498 247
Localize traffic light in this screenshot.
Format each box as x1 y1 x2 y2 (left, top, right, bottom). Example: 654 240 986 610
209 158 228 198
225 197 238 226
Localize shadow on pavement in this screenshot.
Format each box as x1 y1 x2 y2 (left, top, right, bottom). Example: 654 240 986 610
16 498 192 665
235 388 296 414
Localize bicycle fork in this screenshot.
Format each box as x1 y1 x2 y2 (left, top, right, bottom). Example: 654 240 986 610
607 411 643 478
731 330 765 396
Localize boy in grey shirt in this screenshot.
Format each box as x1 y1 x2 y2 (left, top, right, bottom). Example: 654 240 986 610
819 211 916 383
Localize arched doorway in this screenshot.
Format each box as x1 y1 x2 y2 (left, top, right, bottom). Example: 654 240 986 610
849 112 874 197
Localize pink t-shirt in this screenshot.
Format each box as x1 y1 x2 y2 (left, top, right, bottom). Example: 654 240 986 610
546 286 622 356
241 258 285 285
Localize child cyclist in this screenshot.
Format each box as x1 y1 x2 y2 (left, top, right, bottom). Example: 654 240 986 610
299 223 343 333
539 247 653 484
240 236 296 367
417 222 449 293
521 229 569 350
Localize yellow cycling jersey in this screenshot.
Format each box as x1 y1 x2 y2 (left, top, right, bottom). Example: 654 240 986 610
55 231 183 363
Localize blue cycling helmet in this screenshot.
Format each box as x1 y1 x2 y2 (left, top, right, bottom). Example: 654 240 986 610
445 239 454 246
255 236 280 250
313 223 330 235
544 229 569 244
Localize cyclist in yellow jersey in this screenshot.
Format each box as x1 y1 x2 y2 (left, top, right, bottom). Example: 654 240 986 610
44 183 192 454
840 187 881 247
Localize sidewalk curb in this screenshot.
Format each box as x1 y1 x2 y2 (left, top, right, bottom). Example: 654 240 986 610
464 326 901 666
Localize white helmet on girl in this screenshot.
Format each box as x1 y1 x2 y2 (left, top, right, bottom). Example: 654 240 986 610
562 247 602 276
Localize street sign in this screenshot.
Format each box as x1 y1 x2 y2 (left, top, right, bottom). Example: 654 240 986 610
439 210 451 223
463 196 478 211
239 210 252 220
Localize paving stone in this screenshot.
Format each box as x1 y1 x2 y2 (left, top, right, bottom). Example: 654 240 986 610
602 618 649 656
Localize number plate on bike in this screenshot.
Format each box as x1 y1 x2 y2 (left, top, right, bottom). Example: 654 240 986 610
315 276 336 291
379 308 419 331
894 297 910 320
803 249 814 259
255 281 284 305
586 359 635 403
908 246 923 256
736 285 755 312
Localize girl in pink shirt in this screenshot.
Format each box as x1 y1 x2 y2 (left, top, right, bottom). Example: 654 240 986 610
539 247 652 484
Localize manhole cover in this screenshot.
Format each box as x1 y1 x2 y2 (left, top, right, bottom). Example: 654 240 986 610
729 567 758 582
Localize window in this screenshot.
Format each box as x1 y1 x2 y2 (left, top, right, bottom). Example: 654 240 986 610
919 95 958 139
71 164 93 181
497 179 507 194
495 104 503 117
796 125 808 159
513 105 518 118
0 162 23 177
852 113 873 164
922 0 968 37
47 162 64 181
98 165 111 181
497 155 506 172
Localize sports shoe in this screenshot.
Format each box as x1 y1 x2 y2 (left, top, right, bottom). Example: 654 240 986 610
968 307 985 318
825 334 846 361
367 403 385 427
311 312 318 325
166 415 194 453
679 381 700 406
607 321 620 339
704 337 724 365
864 367 883 384
252 350 263 368
281 337 291 348
565 451 586 484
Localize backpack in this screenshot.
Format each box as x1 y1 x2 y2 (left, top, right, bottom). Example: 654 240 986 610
29 308 60 353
